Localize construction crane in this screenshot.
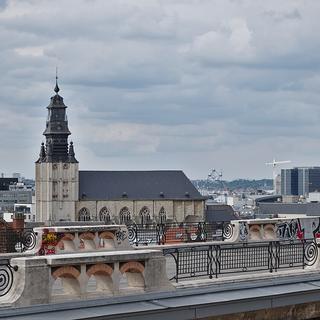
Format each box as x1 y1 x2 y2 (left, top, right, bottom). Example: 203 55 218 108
266 158 291 192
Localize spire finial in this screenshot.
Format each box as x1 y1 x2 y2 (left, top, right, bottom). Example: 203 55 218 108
37 141 46 162
54 67 60 94
68 140 78 163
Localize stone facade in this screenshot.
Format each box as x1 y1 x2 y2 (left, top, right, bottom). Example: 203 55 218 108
36 162 79 222
76 199 204 224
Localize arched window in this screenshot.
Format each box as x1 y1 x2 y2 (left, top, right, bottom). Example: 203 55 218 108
119 207 131 224
159 207 167 224
99 207 111 224
139 206 151 225
78 207 90 221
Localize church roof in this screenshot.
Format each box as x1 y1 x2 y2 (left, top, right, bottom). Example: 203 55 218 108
79 170 204 201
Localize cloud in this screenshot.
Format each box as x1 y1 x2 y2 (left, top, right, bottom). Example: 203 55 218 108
188 18 255 65
1 0 320 180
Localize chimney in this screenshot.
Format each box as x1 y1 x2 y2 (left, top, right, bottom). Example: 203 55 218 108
12 211 25 230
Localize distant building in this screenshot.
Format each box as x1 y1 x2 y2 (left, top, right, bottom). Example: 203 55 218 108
0 178 18 191
35 82 205 223
2 203 35 223
9 182 33 191
0 190 32 213
307 192 320 203
256 202 320 218
281 167 320 196
275 174 281 195
12 173 21 181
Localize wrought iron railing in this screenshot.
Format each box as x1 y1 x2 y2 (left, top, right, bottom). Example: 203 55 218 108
163 239 319 282
0 259 18 297
0 228 37 253
127 222 233 246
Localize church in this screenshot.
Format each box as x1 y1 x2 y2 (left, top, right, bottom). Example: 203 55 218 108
35 82 205 224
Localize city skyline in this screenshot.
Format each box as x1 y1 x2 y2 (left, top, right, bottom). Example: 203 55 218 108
1 0 320 180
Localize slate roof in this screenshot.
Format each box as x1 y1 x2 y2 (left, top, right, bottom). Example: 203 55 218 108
79 170 205 201
205 204 238 222
257 202 320 216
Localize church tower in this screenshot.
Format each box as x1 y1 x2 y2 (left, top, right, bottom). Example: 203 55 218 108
35 79 79 222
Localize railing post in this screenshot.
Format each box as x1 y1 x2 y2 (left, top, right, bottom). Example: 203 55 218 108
274 240 279 272
208 245 212 279
268 241 273 273
215 244 220 278
302 240 306 269
175 250 179 283
135 224 138 247
157 223 166 245
197 222 206 242
156 223 160 245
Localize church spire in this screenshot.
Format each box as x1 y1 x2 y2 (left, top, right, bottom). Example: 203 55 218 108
68 141 78 163
41 73 74 162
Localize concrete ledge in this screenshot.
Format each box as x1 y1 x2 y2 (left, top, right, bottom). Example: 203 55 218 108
43 249 163 265
2 269 320 319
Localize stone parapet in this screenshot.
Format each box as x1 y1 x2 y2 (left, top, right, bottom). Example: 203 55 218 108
30 224 131 255
0 249 174 307
227 216 320 242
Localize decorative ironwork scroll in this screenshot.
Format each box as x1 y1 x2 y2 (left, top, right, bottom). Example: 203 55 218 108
126 221 232 246
0 259 18 297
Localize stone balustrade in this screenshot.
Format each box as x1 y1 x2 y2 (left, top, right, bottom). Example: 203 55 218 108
30 225 131 255
0 249 174 307
3 217 320 309
22 218 320 255
227 216 320 242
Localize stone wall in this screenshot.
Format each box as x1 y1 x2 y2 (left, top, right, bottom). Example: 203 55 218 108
76 199 204 223
36 162 79 222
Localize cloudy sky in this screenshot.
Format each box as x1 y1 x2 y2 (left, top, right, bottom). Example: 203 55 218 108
1 0 320 180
